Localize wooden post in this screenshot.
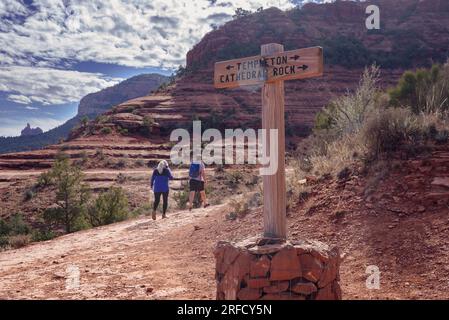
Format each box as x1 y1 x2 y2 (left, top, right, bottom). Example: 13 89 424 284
261 43 287 240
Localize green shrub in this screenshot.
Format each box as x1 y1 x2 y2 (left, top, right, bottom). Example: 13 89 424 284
31 229 56 242
36 171 54 188
7 214 31 236
173 184 190 209
225 170 244 188
87 187 129 227
362 108 422 158
24 189 35 201
116 173 127 184
8 234 31 249
323 36 370 68
115 159 127 169
96 115 109 124
141 116 155 136
0 236 8 248
100 127 112 135
95 149 105 160
0 218 10 237
389 63 449 113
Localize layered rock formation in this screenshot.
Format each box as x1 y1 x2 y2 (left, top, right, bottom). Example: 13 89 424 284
77 73 168 116
85 0 448 139
3 0 449 166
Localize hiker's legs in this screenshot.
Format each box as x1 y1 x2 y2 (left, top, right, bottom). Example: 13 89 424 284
188 191 195 209
153 192 162 220
162 191 169 217
153 192 162 211
200 190 208 207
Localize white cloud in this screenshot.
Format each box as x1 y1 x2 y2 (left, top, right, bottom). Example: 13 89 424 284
0 0 296 69
0 66 122 105
7 94 32 105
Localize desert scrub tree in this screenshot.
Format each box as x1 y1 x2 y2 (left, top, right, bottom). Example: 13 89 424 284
43 157 90 233
87 187 129 227
389 61 449 114
141 115 155 136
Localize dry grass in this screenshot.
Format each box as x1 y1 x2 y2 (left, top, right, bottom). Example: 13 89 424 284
294 64 449 178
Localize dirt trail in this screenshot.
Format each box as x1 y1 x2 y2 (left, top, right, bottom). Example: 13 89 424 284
0 205 226 300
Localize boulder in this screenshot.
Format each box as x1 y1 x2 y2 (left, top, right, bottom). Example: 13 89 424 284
270 247 302 281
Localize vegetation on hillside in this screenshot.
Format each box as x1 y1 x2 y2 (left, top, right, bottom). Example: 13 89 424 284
0 155 135 251
293 61 449 182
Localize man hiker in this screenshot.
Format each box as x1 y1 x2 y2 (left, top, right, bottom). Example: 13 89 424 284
188 159 209 210
150 160 174 220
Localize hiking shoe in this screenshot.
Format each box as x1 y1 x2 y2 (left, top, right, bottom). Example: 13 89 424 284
152 210 156 220
162 214 167 219
204 203 210 208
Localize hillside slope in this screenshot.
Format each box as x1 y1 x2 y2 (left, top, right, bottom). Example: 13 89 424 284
0 74 168 154
1 143 449 299
2 0 448 167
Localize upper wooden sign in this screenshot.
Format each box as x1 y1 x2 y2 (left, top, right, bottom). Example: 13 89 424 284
214 46 323 89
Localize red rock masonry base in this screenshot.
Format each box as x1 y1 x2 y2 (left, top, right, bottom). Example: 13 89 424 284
214 239 342 300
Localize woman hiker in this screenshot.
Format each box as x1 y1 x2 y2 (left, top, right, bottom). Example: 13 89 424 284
188 159 209 211
150 160 174 220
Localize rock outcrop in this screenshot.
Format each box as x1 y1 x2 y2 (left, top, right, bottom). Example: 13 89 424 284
20 123 43 137
83 0 447 139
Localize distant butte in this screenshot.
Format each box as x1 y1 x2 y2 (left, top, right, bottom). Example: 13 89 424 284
20 123 43 137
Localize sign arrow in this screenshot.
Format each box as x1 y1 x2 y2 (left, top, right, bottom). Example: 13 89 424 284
297 64 309 71
290 55 300 61
226 65 234 70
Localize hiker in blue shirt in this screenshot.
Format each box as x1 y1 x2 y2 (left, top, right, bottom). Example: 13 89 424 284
150 160 174 220
188 160 209 211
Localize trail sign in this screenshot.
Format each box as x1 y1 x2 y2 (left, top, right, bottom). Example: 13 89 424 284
214 44 324 240
214 46 323 89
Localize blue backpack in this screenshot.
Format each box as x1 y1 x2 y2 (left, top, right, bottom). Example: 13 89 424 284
189 163 200 178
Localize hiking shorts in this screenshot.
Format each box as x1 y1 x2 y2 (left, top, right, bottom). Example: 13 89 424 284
189 179 204 192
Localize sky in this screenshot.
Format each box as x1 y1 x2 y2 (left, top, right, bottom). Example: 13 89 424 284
0 0 332 137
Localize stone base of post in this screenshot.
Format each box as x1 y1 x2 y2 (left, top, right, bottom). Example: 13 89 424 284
214 238 342 300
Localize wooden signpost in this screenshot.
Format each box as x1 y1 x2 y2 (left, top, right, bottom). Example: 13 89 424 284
214 44 324 240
